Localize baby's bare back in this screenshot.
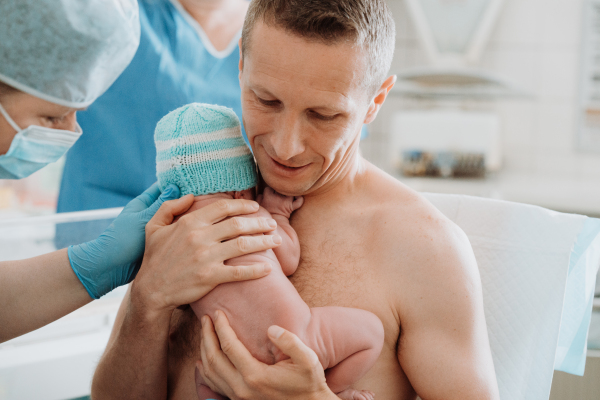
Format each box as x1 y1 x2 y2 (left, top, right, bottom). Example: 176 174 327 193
187 193 384 397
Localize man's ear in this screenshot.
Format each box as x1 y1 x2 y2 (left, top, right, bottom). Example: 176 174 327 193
238 38 244 80
364 75 397 124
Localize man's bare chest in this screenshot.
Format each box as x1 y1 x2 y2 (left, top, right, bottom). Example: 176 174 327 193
289 224 388 317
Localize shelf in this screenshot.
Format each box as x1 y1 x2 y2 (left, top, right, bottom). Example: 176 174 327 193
397 172 600 216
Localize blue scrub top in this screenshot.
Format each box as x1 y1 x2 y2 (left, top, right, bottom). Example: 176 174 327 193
58 0 369 217
58 0 244 212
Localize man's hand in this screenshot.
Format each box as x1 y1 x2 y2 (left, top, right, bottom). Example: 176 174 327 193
91 194 282 400
131 194 281 317
197 311 337 400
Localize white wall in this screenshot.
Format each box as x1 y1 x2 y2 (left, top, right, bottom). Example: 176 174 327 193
363 0 600 182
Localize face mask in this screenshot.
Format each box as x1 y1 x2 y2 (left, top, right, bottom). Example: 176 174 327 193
0 102 82 179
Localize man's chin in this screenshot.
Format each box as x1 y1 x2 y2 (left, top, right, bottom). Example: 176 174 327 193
261 174 313 197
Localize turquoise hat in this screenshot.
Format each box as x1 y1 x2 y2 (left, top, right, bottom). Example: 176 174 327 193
155 103 257 196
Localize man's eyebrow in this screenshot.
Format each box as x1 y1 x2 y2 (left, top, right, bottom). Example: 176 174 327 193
249 84 278 98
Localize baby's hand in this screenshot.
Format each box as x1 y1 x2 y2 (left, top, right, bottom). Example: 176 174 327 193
257 187 304 218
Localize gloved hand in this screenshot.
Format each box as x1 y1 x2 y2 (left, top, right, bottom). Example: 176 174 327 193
68 183 181 299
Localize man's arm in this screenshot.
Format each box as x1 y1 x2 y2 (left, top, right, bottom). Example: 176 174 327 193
396 215 500 400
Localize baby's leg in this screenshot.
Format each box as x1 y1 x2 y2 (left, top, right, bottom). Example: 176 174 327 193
306 307 384 399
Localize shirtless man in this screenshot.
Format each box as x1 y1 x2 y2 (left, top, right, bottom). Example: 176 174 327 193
92 1 501 399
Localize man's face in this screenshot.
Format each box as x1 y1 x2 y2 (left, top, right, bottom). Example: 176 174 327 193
239 22 372 196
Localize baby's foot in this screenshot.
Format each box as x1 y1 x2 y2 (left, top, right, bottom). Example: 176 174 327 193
337 388 375 400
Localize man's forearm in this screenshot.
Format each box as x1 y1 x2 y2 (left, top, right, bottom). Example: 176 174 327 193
92 295 172 400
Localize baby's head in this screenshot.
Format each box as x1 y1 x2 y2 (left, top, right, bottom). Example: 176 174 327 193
154 103 257 199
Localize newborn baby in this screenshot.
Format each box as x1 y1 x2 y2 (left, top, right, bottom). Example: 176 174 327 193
155 103 384 400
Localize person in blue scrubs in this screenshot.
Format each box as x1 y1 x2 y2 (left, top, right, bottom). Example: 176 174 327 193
58 0 249 214
57 0 368 228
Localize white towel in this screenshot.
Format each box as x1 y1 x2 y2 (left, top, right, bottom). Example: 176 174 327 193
423 193 600 400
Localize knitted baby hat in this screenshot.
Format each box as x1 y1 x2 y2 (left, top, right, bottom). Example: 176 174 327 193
155 103 257 196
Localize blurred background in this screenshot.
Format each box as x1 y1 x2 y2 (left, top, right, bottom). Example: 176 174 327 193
0 0 599 399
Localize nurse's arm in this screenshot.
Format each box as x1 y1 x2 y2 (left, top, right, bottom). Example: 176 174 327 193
0 249 92 343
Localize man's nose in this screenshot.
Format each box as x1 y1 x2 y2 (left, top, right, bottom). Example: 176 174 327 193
271 112 305 161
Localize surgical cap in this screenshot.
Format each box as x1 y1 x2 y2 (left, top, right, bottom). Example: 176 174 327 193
0 0 140 108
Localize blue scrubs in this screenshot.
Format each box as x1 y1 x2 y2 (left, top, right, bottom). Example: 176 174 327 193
58 0 369 217
58 0 244 212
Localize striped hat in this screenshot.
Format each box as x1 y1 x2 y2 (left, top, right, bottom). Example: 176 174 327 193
155 103 257 196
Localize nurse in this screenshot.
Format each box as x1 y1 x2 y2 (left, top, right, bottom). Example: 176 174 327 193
0 0 277 343
57 0 251 221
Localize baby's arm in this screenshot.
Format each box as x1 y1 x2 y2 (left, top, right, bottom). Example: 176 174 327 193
256 187 303 276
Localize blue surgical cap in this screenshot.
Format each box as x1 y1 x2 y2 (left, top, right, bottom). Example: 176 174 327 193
0 0 140 108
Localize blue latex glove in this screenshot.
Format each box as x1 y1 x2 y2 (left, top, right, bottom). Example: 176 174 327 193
68 183 180 299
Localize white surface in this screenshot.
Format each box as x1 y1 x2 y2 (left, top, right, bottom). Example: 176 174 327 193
400 172 600 217
0 288 125 400
423 193 590 400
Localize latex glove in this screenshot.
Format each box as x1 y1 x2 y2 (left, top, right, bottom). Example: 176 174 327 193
68 183 180 299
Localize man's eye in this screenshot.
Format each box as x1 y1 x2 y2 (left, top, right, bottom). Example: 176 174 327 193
257 97 280 107
310 111 337 121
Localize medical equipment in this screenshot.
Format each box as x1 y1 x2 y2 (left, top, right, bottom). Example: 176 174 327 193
0 103 82 180
398 0 523 98
391 110 501 177
0 0 140 108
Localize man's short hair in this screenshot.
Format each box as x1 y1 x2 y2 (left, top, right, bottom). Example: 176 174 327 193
241 0 396 97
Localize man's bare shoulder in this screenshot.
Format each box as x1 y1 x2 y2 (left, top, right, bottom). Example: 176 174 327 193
360 163 480 297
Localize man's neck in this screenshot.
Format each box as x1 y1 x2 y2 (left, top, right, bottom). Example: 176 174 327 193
176 0 248 51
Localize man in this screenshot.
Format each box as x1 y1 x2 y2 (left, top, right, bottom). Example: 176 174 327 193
92 1 501 399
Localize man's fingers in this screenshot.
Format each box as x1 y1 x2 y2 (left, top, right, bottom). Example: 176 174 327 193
200 316 246 395
196 361 225 396
188 198 260 225
220 234 282 260
215 216 277 242
213 311 263 377
213 263 272 285
147 194 194 230
267 325 321 369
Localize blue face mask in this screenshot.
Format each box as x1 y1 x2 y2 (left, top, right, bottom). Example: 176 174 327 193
0 102 82 179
